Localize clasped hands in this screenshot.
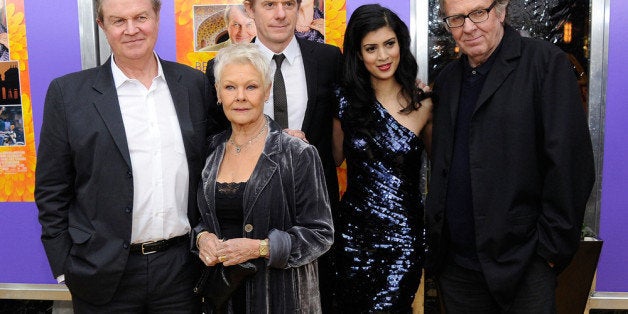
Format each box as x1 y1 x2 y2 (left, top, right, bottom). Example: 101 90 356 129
197 232 259 267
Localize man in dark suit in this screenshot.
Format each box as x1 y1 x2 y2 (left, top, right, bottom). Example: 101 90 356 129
35 0 215 312
426 0 595 312
204 0 341 311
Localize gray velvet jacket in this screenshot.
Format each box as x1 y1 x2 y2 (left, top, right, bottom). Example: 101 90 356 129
193 117 334 313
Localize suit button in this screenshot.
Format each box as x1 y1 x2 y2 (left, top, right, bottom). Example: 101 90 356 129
127 170 132 178
441 169 448 177
244 224 253 233
125 206 132 213
123 242 129 249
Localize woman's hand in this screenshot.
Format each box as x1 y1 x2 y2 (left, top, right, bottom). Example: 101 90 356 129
215 238 260 266
283 129 309 143
309 18 325 34
197 232 222 266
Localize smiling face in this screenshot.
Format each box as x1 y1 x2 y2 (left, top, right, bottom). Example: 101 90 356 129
360 26 400 85
443 0 505 67
217 62 271 128
227 7 256 44
245 0 299 53
97 0 159 65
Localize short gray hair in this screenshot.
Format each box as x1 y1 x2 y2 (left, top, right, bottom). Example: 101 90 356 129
213 43 271 90
223 4 247 24
439 0 509 17
96 0 162 22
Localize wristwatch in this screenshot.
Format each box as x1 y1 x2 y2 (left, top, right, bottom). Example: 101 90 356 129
259 239 269 258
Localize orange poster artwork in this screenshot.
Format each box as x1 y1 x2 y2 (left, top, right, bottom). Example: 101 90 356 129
0 0 35 202
174 0 346 70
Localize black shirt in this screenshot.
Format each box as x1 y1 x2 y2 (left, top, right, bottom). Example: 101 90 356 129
445 46 501 271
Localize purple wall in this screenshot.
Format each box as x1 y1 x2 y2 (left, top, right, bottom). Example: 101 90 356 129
3 0 627 295
155 0 176 61
347 1 410 27
596 0 628 292
0 1 82 284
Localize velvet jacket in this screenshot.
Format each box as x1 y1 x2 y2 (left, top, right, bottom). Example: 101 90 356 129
193 118 334 313
426 26 595 308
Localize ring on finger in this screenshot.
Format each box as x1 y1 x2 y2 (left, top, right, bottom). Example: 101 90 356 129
218 255 227 263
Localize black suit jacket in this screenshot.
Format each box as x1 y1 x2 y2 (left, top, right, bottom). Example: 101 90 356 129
205 37 342 205
425 26 595 307
35 57 213 305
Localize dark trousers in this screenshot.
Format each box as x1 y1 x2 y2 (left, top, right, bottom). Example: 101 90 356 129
72 241 201 314
438 256 556 314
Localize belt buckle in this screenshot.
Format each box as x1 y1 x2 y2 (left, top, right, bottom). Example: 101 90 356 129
141 240 158 255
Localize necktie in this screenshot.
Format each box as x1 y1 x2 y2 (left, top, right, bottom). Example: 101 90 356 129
272 54 288 128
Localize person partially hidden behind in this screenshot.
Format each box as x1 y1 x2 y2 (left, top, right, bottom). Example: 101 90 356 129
295 0 324 43
35 0 215 312
194 43 334 313
425 0 595 313
199 4 256 52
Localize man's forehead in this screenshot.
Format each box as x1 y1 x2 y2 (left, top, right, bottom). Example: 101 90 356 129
102 0 155 17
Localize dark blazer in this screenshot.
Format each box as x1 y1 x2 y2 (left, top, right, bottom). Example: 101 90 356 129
205 37 342 206
35 57 213 305
426 26 595 307
193 118 334 313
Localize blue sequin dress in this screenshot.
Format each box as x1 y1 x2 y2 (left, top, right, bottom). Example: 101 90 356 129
335 92 425 313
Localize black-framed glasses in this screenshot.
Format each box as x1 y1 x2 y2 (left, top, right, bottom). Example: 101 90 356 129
443 1 497 28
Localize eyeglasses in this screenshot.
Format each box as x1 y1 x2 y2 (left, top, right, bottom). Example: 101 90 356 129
443 1 497 28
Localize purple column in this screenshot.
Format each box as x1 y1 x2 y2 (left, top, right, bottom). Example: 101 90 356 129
596 0 628 292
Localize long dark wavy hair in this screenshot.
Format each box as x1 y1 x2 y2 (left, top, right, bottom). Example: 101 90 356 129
342 4 420 123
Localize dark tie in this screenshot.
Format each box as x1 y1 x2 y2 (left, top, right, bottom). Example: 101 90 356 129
272 54 288 128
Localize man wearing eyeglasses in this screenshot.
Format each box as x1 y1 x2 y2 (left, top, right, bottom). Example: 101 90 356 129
425 0 595 312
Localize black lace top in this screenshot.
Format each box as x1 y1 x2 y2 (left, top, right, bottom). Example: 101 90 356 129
215 181 246 240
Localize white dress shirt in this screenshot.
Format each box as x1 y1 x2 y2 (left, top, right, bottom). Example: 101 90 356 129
255 36 308 130
111 53 190 244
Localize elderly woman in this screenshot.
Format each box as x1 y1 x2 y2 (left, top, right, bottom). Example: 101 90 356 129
193 43 333 313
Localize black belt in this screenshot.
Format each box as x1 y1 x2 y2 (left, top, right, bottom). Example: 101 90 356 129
130 234 189 255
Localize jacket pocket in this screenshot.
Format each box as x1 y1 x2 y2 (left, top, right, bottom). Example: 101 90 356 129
68 226 92 244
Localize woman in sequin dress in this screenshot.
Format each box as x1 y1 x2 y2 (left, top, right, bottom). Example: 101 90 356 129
332 4 433 312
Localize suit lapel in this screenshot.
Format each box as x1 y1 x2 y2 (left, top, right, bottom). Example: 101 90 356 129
442 60 464 126
162 60 196 159
474 27 520 114
92 58 132 168
298 38 317 134
243 128 280 220
203 141 224 237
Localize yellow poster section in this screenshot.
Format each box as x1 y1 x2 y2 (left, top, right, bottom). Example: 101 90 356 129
0 0 35 202
174 0 348 197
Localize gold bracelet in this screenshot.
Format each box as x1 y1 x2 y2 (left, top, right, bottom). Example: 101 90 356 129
196 231 208 249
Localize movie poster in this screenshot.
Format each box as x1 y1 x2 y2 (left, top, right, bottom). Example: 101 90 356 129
0 0 35 202
174 0 346 70
174 0 348 195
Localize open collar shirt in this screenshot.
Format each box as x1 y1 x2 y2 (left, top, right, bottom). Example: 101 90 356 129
111 53 190 244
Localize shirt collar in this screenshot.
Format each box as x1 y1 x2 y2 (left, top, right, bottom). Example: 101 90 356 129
462 36 504 77
254 35 301 65
111 51 165 88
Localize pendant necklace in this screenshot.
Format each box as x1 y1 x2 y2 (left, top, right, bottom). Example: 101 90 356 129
229 120 269 154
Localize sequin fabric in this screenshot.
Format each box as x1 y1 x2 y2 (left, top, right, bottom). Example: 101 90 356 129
335 92 425 313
